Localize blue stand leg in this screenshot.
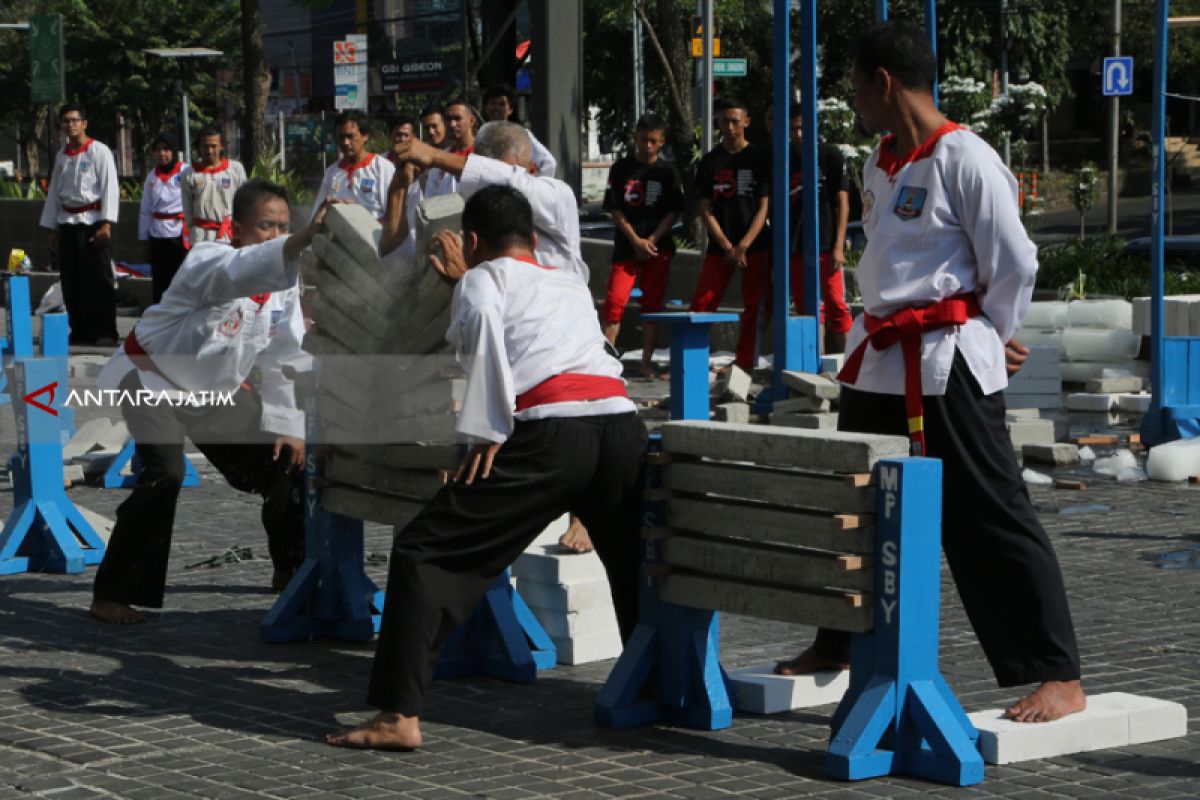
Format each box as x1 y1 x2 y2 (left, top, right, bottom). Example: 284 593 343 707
41 313 75 442
0 359 105 574
594 434 735 731
826 459 983 787
642 312 739 422
1144 336 1200 444
103 439 201 489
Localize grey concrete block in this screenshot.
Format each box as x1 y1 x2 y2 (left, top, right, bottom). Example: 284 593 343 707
1005 377 1062 394
1117 393 1152 413
321 485 424 528
661 420 907 473
1007 418 1056 448
773 395 831 414
310 294 388 354
712 402 750 424
1066 392 1118 412
718 365 753 402
1004 393 1062 410
302 329 357 358
323 204 382 273
782 370 840 399
771 411 837 430
312 235 400 313
340 444 462 472
310 273 395 343
1022 442 1080 466
728 664 850 715
414 193 465 273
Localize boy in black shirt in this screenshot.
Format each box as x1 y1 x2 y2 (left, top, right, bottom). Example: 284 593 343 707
688 97 771 370
766 102 853 353
601 113 686 378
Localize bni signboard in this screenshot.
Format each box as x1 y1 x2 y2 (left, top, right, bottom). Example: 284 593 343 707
334 34 368 110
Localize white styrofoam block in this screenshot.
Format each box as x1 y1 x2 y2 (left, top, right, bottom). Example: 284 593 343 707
518 577 614 613
1147 437 1200 481
1098 692 1189 744
1085 375 1144 393
1007 419 1056 448
970 704 1129 764
1117 393 1152 413
527 602 619 640
1004 394 1062 410
512 547 608 585
550 630 623 665
1023 301 1068 329
1066 299 1132 330
528 514 571 547
969 692 1188 765
1060 359 1151 384
727 664 849 714
1066 393 1118 412
1015 328 1062 349
1062 329 1141 362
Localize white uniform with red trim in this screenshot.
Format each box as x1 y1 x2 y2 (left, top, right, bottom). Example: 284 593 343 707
458 154 589 285
138 163 186 240
181 159 247 245
448 255 634 444
39 139 120 228
97 237 311 439
423 144 473 201
847 122 1037 398
312 152 395 220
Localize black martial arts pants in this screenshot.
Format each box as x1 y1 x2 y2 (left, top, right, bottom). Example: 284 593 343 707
367 412 648 715
148 236 188 304
92 371 305 608
812 350 1082 687
57 222 118 344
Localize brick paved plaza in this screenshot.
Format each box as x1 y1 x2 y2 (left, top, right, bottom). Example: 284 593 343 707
1 402 1198 799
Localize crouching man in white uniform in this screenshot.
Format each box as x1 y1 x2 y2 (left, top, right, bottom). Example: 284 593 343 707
90 180 330 624
327 186 646 750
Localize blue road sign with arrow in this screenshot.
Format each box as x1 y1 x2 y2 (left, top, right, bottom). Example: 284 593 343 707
1103 56 1133 97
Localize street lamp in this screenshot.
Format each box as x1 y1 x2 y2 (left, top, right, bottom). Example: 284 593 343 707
143 47 224 163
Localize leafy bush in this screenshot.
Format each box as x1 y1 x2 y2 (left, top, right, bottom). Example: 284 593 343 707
1036 233 1200 299
250 155 314 206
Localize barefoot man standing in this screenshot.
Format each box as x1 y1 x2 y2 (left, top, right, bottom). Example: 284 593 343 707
776 19 1085 724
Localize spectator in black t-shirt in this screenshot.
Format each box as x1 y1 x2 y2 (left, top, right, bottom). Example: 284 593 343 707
688 96 771 370
601 113 686 379
765 101 853 353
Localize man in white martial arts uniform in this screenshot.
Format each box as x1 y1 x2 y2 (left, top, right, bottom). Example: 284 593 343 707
180 127 247 247
421 98 477 200
90 180 330 624
776 19 1085 724
327 185 645 751
40 103 121 345
312 110 395 220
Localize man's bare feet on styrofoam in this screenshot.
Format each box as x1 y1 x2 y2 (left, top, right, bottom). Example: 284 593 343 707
558 516 594 554
89 599 146 624
773 645 849 675
1004 680 1086 723
326 712 422 750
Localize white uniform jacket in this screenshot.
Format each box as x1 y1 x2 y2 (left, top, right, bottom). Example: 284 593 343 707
447 255 635 445
458 154 589 285
39 139 120 228
312 153 395 220
527 129 557 177
98 237 311 439
180 159 247 245
138 163 186 240
848 123 1038 398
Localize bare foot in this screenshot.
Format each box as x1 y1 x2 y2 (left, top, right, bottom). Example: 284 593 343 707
558 517 594 554
326 712 422 750
1004 680 1086 723
773 646 849 676
89 599 146 624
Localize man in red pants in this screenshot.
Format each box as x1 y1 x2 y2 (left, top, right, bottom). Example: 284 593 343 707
766 101 854 353
688 97 771 370
600 113 685 378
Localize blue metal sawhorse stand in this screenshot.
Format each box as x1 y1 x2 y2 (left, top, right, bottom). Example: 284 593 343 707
0 358 107 574
102 439 201 489
260 372 556 681
642 312 738 420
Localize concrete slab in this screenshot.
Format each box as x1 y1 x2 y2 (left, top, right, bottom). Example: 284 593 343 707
969 692 1188 765
1085 375 1144 393
713 402 750 423
770 412 837 429
63 418 114 461
1005 378 1062 394
727 663 850 714
1066 393 1119 412
782 370 840 399
772 395 830 414
1022 442 1080 466
1117 393 1152 414
719 365 753 402
1007 419 1056 448
414 193 465 272
662 420 905 472
93 420 129 453
1004 393 1064 410
323 204 382 273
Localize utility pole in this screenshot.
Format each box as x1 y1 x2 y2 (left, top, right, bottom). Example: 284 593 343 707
701 0 714 154
1108 0 1122 233
1000 0 1011 167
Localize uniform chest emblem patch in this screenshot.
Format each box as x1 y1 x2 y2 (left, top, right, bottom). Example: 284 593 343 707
360 177 375 193
219 308 243 337
221 177 232 189
80 161 91 171
269 309 282 337
894 186 928 221
863 189 876 223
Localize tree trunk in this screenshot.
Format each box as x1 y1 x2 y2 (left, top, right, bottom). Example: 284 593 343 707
241 0 271 170
22 106 47 180
1041 114 1050 174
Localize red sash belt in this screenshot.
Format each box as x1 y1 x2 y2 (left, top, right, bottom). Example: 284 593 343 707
63 201 101 214
123 328 174 384
515 373 628 412
837 292 982 456
192 216 233 241
153 211 185 220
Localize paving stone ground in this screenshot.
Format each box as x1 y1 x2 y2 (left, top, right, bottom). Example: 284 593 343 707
0 371 1198 798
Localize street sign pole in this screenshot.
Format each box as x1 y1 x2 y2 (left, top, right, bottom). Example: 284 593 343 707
1109 0 1122 233
701 0 714 155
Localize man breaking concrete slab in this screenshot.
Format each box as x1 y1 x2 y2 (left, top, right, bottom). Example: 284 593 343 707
775 19 1084 724
89 181 332 624
327 185 645 750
